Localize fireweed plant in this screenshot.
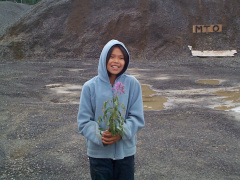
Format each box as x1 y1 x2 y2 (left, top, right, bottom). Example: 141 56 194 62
98 82 126 138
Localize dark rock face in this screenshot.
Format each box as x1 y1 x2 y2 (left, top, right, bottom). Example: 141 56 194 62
0 0 239 61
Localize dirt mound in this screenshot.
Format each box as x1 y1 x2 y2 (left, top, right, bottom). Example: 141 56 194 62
0 1 31 34
0 0 239 61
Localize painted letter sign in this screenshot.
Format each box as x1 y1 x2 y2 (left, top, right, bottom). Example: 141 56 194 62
193 24 222 33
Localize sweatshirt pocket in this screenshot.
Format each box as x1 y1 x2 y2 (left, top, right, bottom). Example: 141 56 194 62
123 135 136 149
87 139 102 149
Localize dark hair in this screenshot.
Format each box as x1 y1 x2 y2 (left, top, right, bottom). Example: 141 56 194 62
106 44 129 77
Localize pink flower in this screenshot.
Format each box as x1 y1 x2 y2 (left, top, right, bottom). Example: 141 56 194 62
113 82 125 95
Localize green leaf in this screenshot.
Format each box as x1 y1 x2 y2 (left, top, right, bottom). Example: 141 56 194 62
117 110 121 116
98 116 102 123
105 107 113 113
103 114 107 122
113 124 116 134
116 128 124 137
121 104 125 114
121 116 124 123
103 101 107 110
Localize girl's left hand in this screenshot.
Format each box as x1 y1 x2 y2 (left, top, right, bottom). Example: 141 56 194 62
102 130 122 145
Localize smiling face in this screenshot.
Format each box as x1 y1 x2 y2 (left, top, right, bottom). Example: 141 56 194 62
107 47 125 83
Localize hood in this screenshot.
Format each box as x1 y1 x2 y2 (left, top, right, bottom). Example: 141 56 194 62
98 39 130 83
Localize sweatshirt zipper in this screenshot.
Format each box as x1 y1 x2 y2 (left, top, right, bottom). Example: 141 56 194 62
111 82 117 159
114 143 116 159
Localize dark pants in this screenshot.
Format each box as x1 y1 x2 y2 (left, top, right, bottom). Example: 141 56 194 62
89 155 134 180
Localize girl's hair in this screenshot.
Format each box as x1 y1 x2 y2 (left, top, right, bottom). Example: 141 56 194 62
106 44 129 77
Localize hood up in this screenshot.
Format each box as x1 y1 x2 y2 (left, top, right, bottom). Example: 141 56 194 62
98 39 130 83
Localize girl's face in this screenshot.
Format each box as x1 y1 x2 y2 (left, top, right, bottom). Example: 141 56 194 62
107 47 125 77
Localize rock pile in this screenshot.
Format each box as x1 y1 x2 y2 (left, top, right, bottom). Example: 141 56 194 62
0 0 239 61
0 1 31 34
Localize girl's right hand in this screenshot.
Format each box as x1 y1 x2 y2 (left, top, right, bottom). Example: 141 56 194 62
102 130 122 145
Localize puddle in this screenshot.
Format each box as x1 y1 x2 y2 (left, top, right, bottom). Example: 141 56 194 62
213 87 240 111
195 80 240 112
193 85 240 112
68 69 84 72
45 84 82 95
230 107 240 113
45 84 82 104
154 74 170 80
45 83 168 110
44 83 168 110
141 84 168 111
44 82 239 113
196 79 220 85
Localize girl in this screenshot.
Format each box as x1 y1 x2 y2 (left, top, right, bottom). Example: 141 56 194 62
77 39 145 180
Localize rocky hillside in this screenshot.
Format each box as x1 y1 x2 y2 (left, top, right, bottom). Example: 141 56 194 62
0 0 239 61
0 1 31 33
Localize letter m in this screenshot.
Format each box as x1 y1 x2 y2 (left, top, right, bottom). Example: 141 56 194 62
193 25 202 33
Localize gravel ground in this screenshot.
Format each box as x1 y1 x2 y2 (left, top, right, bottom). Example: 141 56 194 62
0 57 240 179
1 1 239 179
0 1 31 35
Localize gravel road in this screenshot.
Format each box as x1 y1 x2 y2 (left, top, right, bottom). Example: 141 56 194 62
0 57 240 179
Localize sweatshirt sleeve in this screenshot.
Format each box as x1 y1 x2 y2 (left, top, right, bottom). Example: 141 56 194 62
122 79 145 140
77 83 103 147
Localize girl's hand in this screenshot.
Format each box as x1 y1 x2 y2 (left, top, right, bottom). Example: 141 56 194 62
102 130 122 145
